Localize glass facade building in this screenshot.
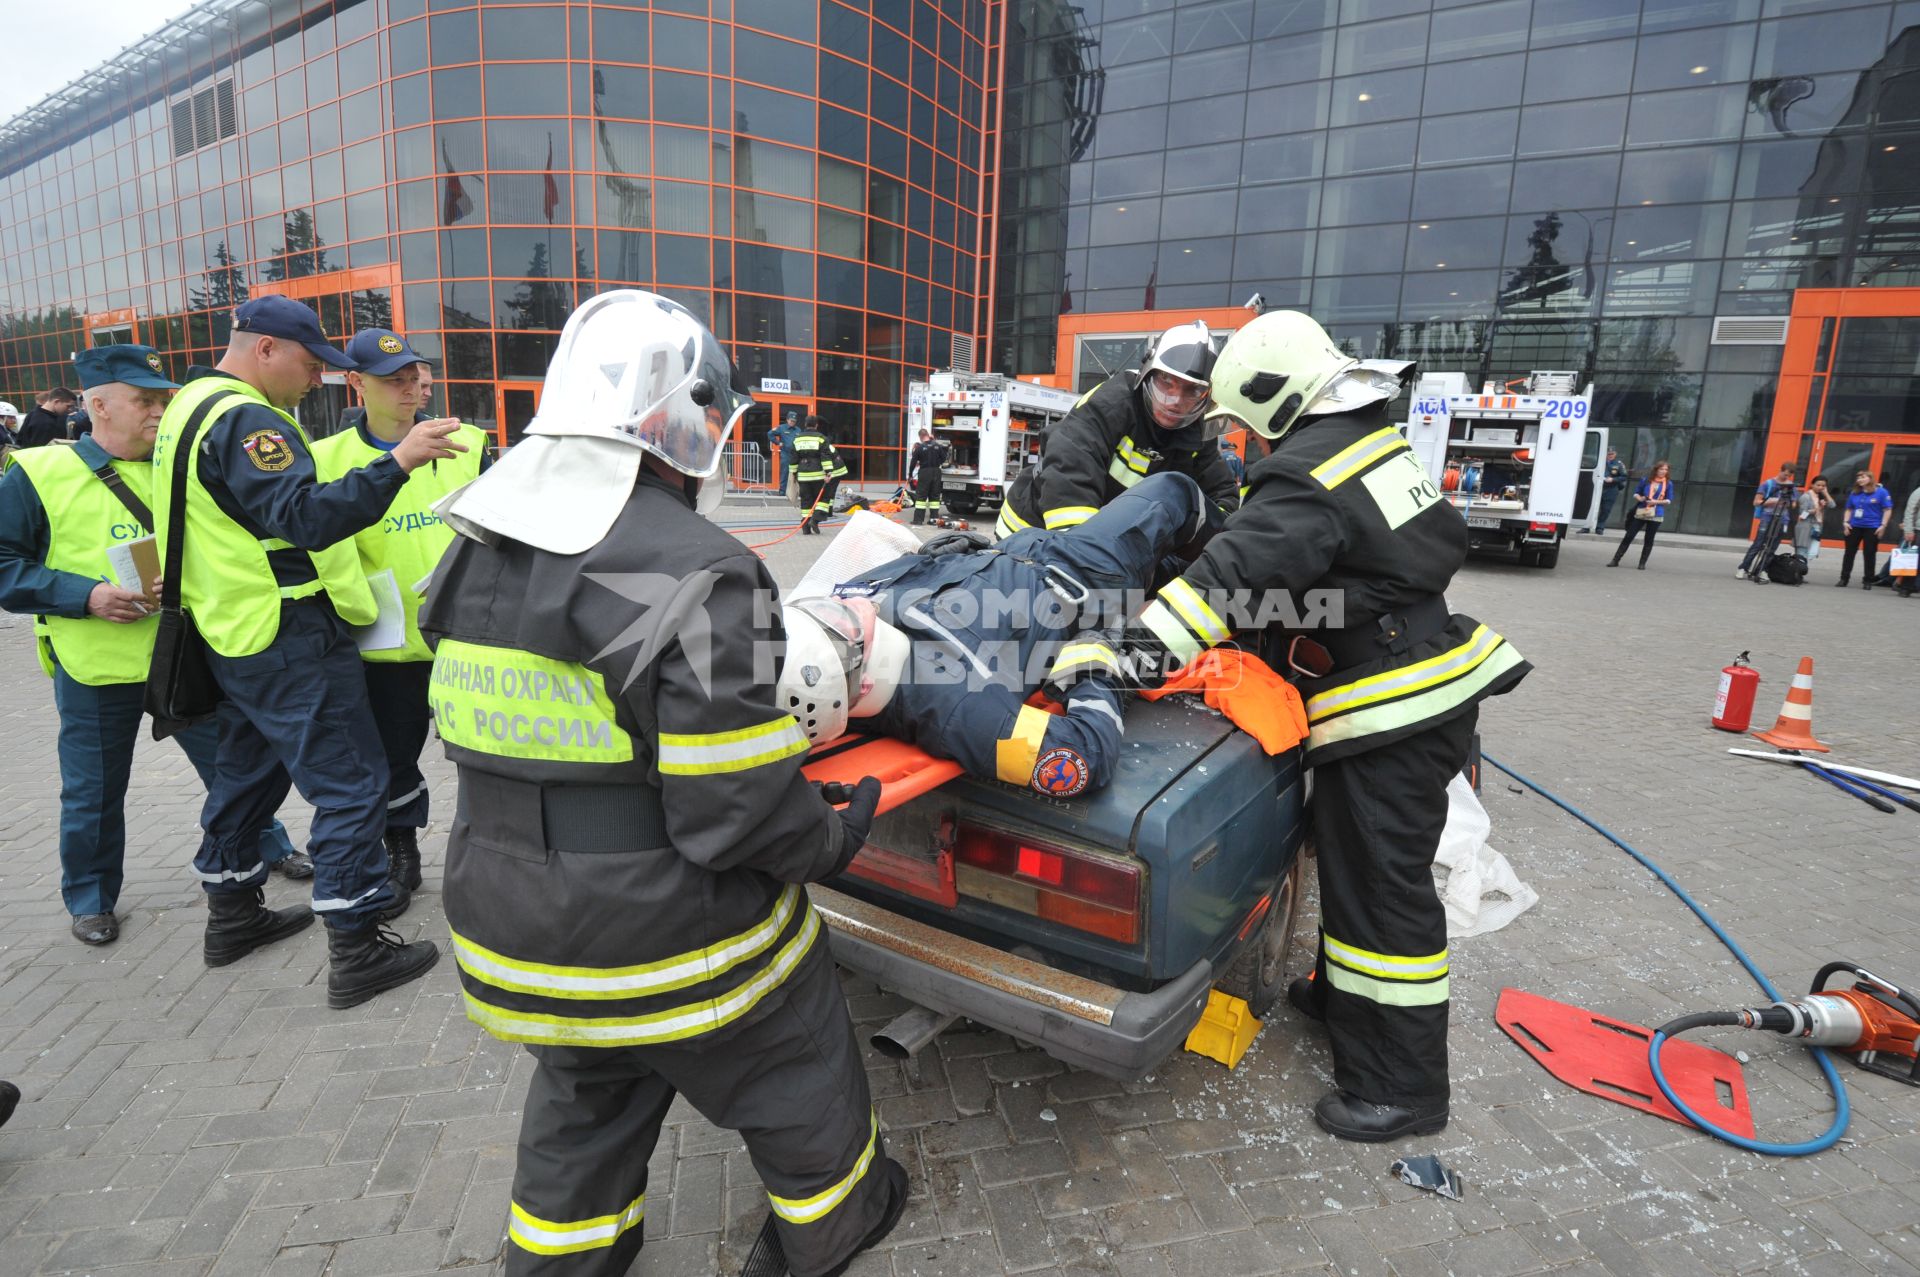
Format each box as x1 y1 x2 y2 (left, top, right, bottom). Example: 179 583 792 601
3 0 1918 529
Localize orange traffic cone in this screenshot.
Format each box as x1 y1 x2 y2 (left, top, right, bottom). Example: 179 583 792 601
1752 657 1829 752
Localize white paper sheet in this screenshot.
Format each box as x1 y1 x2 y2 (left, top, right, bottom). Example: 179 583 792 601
352 569 407 653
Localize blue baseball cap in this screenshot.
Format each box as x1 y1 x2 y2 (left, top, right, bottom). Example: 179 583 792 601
232 296 355 369
345 328 435 377
73 344 181 391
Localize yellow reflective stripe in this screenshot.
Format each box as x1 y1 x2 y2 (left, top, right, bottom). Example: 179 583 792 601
1106 456 1143 488
277 579 326 600
995 503 1031 538
1309 427 1405 490
1308 642 1526 751
1324 964 1450 1007
768 1113 879 1224
1043 505 1098 529
1138 599 1202 665
1050 641 1117 678
1115 436 1151 473
995 703 1054 785
259 537 293 551
1324 934 1448 980
462 906 822 1046
1307 625 1499 721
452 886 801 1001
657 716 809 776
509 1194 645 1256
1158 578 1230 645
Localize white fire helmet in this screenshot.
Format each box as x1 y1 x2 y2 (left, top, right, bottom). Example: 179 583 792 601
777 596 910 746
1206 310 1414 441
1132 321 1217 430
0 402 17 420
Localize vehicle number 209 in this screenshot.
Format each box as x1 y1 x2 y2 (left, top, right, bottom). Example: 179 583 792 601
1540 400 1588 418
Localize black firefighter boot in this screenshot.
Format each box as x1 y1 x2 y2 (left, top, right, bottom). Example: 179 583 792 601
384 827 423 892
327 923 440 1009
911 503 925 526
204 887 314 967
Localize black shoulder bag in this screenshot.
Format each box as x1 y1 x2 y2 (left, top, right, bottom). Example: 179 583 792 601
144 392 240 740
86 456 155 533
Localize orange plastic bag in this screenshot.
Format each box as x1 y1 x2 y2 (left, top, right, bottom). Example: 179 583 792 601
1139 649 1307 755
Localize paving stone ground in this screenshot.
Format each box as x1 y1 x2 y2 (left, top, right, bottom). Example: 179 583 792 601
1 510 1916 1276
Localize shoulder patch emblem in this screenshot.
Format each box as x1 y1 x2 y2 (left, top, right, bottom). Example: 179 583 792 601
377 335 404 354
1033 747 1090 797
242 429 294 472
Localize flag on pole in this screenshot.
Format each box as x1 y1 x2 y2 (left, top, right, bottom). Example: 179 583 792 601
1143 261 1158 311
1060 272 1073 315
543 133 561 224
441 138 473 225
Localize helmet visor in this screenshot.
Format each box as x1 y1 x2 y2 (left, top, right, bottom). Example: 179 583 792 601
1145 370 1211 429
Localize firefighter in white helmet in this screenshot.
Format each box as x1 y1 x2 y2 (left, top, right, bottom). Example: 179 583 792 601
1108 311 1531 1142
997 320 1240 538
419 290 905 1276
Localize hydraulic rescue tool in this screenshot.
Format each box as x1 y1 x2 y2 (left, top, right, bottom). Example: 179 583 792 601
1660 963 1920 1089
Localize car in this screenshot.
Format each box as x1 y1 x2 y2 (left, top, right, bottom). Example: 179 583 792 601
809 697 1307 1081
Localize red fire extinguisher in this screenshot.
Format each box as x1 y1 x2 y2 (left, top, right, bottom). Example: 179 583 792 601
1712 651 1760 733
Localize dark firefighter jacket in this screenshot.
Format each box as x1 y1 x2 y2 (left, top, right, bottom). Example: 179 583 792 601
908 439 949 482
999 373 1239 535
840 472 1203 798
419 468 849 1048
1122 404 1530 767
791 429 840 483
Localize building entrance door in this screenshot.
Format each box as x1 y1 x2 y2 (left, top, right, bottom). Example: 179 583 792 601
495 382 543 449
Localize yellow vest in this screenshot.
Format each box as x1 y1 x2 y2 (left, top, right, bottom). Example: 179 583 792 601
150 375 377 658
9 444 157 686
311 420 489 662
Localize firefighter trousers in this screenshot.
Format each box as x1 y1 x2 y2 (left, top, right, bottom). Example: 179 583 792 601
1307 709 1475 1108
912 468 943 514
504 945 894 1277
797 478 825 524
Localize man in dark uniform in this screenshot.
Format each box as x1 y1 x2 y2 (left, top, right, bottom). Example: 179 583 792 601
906 427 949 525
1109 311 1531 1142
997 321 1238 538
422 290 906 1277
771 409 801 491
778 471 1208 796
151 296 463 1003
17 387 77 448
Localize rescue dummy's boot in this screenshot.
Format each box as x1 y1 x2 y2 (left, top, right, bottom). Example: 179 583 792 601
384 827 423 891
204 887 313 967
1312 1090 1448 1142
327 923 439 1009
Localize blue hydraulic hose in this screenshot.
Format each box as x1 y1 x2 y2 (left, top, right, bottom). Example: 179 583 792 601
1482 752 1850 1156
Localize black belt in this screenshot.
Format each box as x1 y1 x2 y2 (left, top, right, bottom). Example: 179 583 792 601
1312 595 1452 669
457 776 670 854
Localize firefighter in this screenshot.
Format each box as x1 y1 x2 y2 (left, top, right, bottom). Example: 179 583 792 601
792 415 838 535
778 471 1208 797
311 328 491 894
906 428 948 525
821 420 851 520
996 321 1239 538
421 290 907 1277
1108 311 1531 1142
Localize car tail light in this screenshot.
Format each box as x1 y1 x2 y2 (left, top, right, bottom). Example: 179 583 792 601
951 821 1141 943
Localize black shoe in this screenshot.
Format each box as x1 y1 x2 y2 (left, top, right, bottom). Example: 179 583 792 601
384 828 423 892
1862 581 1872 591
204 888 312 967
376 878 412 923
1637 563 1647 570
0 1080 18 1129
70 912 118 945
1606 558 1620 567
1287 975 1324 1022
326 923 439 1009
272 851 314 880
819 1158 911 1277
911 512 924 526
1835 579 1848 587
1312 1090 1449 1142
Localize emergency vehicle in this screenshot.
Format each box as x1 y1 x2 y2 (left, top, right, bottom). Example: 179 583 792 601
1401 371 1610 569
906 372 1078 517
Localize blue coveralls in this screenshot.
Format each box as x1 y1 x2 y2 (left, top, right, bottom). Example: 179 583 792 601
181 373 409 929
0 434 299 918
841 472 1203 795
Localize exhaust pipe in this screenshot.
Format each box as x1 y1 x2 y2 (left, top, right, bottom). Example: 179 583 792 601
870 1004 959 1060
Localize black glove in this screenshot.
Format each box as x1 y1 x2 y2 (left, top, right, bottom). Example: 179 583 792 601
920 529 990 558
825 776 883 876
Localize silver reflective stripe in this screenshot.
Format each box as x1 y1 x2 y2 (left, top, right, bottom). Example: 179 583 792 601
311 882 388 913
901 605 996 679
1074 697 1125 730
386 785 425 811
196 864 266 884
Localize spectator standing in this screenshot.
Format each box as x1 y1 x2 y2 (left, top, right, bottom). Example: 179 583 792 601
0 346 310 948
1584 447 1627 534
770 409 800 491
1736 462 1797 580
1836 469 1893 590
1795 478 1833 564
1219 437 1247 490
1608 460 1673 570
1895 483 1920 599
17 387 77 448
0 402 20 449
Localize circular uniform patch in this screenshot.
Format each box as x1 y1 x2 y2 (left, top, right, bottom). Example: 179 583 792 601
1032 747 1090 797
145 352 164 372
242 429 295 472
377 334 404 354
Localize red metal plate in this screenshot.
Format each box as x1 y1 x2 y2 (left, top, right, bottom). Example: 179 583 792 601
1495 988 1756 1138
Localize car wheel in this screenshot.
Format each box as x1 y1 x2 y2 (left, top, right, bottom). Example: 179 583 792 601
946 497 979 516
1219 850 1306 1019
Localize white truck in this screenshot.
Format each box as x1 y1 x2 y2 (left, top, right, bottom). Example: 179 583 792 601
1402 371 1610 570
906 372 1079 518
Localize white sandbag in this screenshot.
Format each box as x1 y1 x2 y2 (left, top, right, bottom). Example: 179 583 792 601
788 510 922 602
1433 775 1539 938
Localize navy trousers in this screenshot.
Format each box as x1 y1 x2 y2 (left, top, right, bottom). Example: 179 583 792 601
194 600 396 929
363 661 433 830
51 667 296 918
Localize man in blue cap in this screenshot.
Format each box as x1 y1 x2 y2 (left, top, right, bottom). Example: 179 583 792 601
0 345 310 946
151 297 465 1007
312 329 489 893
